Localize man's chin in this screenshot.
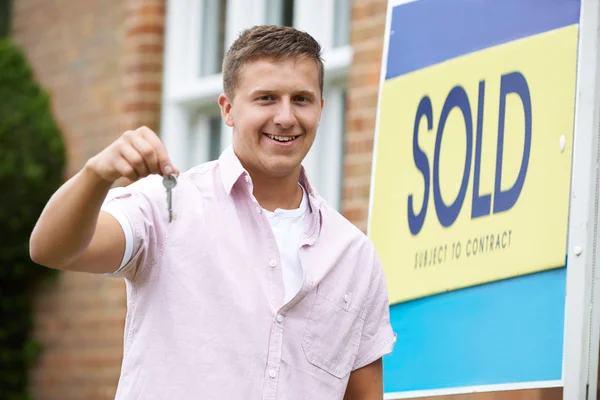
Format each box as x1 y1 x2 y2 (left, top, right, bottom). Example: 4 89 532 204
261 159 302 179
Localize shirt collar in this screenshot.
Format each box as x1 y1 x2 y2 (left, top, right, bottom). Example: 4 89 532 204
219 147 322 206
218 146 323 241
219 146 246 196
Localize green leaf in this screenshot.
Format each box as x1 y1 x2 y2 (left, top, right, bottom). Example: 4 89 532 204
0 37 65 399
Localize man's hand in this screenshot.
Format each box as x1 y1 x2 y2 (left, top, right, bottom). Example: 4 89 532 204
86 126 178 183
344 358 383 400
30 126 178 273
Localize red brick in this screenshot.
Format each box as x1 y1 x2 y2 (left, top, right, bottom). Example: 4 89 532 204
11 0 166 397
126 23 164 37
124 62 163 74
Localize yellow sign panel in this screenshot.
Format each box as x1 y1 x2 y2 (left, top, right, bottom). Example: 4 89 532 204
369 25 578 305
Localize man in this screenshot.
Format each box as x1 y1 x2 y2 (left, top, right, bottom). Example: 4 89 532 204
30 25 396 399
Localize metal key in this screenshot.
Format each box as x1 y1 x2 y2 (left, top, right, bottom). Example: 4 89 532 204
162 174 177 222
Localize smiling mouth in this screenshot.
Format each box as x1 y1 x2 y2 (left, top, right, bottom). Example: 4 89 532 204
264 133 300 142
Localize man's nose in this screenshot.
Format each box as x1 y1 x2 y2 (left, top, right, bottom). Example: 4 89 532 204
273 100 295 130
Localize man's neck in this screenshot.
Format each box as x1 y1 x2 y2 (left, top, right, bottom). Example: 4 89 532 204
249 169 303 212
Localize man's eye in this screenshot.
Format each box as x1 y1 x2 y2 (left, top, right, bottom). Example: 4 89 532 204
295 96 312 103
257 95 274 101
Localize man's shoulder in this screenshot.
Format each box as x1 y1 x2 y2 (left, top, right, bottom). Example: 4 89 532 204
105 160 222 206
318 199 375 253
131 160 220 190
315 199 382 291
177 159 224 191
184 159 221 177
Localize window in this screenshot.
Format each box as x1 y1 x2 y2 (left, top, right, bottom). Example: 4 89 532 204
199 0 227 76
333 0 350 47
188 111 223 164
265 0 295 26
161 0 353 209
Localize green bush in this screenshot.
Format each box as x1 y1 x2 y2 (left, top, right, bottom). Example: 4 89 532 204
0 38 65 400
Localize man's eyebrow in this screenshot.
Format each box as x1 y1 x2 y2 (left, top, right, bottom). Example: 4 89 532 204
248 88 317 98
293 89 317 98
248 88 272 96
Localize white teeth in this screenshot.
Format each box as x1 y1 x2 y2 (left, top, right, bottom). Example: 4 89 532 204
267 134 297 142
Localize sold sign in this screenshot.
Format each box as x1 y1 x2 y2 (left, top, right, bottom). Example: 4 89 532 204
409 72 532 235
369 23 578 305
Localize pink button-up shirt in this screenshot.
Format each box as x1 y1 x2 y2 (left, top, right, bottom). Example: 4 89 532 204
102 147 396 399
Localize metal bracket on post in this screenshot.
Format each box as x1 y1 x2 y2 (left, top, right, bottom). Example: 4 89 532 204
563 0 600 398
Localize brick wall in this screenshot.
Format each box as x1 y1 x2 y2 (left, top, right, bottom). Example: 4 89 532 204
344 1 564 399
11 0 166 398
344 0 387 233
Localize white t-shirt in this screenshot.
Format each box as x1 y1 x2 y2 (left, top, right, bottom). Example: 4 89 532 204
105 185 308 303
263 185 308 303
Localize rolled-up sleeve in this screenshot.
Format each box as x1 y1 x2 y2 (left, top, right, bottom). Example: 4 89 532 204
100 176 167 280
353 251 397 371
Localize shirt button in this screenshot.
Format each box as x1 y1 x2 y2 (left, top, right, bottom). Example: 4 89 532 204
244 175 250 183
269 369 277 378
344 294 350 303
269 260 277 268
257 207 262 214
276 314 284 323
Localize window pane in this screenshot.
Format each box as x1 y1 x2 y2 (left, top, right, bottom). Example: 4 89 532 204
333 0 350 47
187 111 221 167
200 0 228 76
209 117 222 160
265 0 295 26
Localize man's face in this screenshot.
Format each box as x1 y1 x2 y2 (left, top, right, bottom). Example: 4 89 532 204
219 57 324 179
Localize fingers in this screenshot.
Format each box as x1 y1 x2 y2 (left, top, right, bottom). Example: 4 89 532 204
119 142 149 179
88 126 178 183
129 132 159 175
113 156 139 182
118 127 178 179
138 127 178 176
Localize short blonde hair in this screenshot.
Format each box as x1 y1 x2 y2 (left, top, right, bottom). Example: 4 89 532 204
222 25 324 99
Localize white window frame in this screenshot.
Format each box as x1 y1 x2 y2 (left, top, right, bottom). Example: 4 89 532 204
160 0 353 209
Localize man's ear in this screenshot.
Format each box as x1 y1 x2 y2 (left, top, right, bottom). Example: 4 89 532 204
317 96 325 127
218 93 234 127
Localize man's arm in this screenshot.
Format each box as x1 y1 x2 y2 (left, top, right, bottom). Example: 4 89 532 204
344 247 396 399
29 127 177 273
29 164 126 273
344 358 383 400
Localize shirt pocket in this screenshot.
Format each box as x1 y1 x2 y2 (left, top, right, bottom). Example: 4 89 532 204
301 285 366 379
